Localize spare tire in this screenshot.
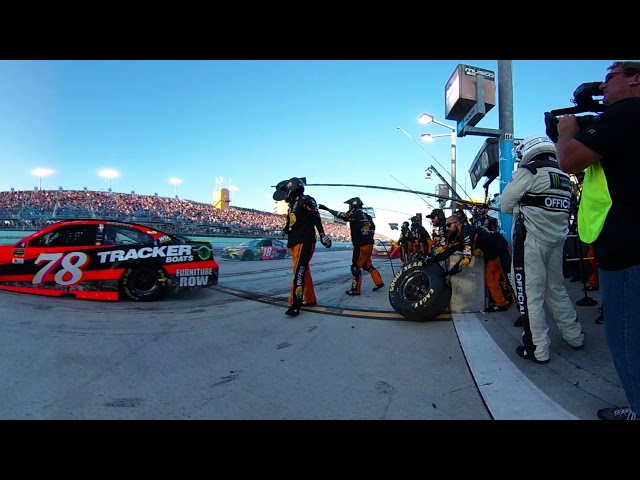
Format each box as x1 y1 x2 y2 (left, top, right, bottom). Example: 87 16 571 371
388 259 452 322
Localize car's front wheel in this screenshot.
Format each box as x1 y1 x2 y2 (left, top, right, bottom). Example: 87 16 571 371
121 264 167 301
242 250 254 261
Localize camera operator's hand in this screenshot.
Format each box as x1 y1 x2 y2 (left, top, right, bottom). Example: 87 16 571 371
557 114 580 139
318 204 329 211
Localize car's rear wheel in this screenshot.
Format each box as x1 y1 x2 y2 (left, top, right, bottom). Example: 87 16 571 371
242 250 254 261
121 264 167 301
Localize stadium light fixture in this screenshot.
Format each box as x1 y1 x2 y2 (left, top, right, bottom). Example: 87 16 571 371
420 133 450 143
418 113 455 131
98 169 119 191
169 177 183 198
32 168 54 191
418 113 457 213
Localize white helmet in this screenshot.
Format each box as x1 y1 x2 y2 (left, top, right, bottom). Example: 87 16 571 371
516 136 556 165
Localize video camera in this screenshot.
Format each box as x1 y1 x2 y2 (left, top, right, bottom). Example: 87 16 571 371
544 82 606 143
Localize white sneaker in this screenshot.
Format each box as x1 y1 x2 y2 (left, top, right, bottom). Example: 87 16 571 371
597 406 640 420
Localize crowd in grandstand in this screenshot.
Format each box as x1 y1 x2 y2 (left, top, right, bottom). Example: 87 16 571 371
0 189 358 241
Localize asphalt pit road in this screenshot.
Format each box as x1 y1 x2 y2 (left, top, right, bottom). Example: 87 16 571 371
104 397 145 408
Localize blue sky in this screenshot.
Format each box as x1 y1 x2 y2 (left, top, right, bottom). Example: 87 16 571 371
0 60 616 238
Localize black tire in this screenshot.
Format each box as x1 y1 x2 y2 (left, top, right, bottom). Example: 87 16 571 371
388 259 452 322
121 264 167 301
242 250 254 261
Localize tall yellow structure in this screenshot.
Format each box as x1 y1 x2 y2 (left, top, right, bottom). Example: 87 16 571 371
273 200 288 215
213 188 230 210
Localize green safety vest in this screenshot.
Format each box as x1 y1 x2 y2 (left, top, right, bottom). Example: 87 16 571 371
577 160 612 244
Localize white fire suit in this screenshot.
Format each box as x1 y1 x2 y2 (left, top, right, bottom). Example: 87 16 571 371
501 156 585 362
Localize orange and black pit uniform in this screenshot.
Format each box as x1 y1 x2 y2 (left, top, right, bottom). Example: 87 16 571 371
429 225 515 308
473 214 499 232
399 224 415 262
431 222 448 255
283 193 325 308
427 209 448 256
456 209 471 225
411 222 432 258
324 206 384 294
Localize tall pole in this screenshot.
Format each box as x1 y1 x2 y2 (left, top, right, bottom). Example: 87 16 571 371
498 60 514 248
39 177 42 191
464 167 468 198
450 130 457 214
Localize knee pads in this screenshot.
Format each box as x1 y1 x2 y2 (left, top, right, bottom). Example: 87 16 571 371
351 265 361 277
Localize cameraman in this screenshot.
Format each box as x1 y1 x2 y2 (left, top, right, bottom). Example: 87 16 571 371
556 60 640 421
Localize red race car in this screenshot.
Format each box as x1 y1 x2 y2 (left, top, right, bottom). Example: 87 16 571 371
0 219 219 301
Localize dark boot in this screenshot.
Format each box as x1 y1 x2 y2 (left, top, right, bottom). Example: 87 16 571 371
285 299 302 316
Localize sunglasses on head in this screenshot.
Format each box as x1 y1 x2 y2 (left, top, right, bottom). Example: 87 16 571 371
604 71 626 83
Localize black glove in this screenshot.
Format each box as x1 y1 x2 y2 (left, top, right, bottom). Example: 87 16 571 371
320 233 332 249
318 204 329 211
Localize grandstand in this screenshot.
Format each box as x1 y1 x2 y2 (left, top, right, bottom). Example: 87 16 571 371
0 189 356 242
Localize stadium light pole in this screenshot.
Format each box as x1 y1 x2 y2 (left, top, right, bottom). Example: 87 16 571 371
98 169 119 191
169 177 183 198
32 168 54 191
465 166 468 198
418 113 457 213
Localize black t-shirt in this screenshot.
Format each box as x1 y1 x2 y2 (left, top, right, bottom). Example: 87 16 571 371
472 215 498 232
411 224 431 243
575 97 640 270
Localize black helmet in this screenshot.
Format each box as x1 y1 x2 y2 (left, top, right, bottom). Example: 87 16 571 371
284 177 305 202
272 179 289 201
344 197 363 212
410 215 420 225
402 221 409 228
